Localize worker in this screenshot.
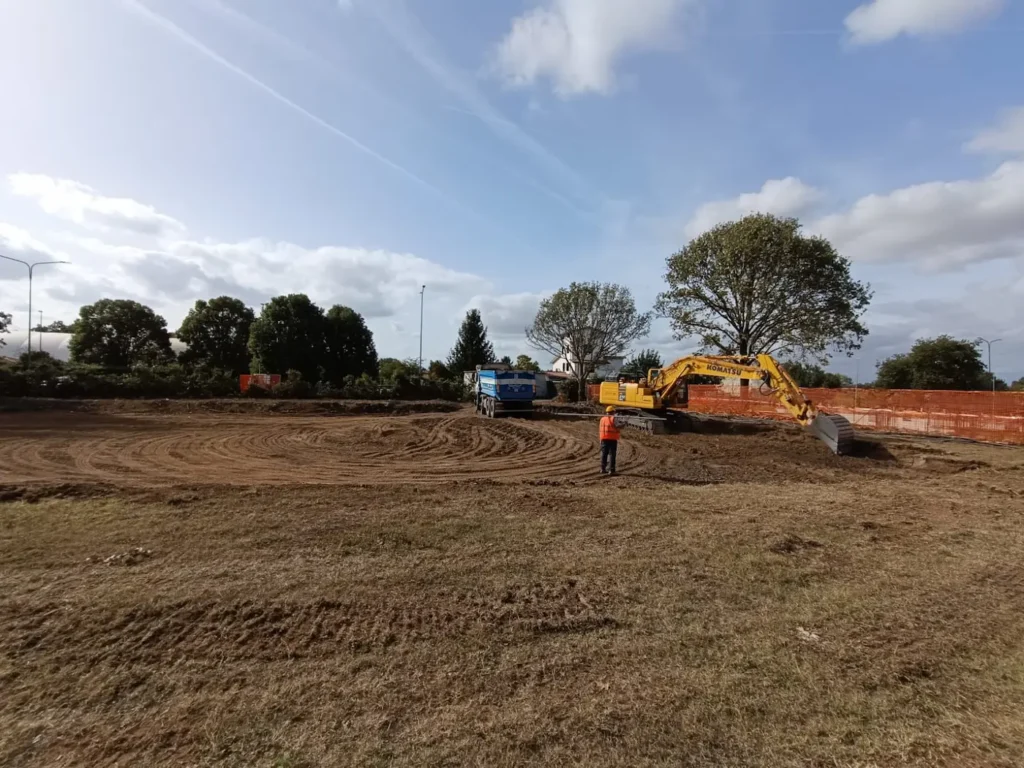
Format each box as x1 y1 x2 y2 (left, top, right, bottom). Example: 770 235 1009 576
599 405 622 475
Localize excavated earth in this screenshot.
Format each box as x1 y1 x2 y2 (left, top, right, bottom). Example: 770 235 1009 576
2 401 1024 767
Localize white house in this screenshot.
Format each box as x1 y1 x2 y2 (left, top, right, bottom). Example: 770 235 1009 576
550 346 625 380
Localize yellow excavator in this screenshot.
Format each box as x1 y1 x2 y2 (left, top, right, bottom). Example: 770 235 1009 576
598 354 855 455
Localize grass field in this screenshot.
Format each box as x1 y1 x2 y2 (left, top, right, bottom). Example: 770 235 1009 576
2 402 1023 767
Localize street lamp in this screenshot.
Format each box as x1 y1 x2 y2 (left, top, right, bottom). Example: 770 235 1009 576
418 284 426 371
977 337 1002 394
0 253 70 355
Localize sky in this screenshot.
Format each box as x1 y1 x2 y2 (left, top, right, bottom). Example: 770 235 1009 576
1 0 1023 382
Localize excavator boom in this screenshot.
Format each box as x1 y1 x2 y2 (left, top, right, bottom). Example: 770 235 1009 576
599 354 855 455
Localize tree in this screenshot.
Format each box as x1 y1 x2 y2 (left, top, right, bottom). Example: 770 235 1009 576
248 294 327 382
0 311 9 349
32 320 73 333
781 360 852 389
69 299 173 368
621 348 663 378
324 305 378 382
515 354 541 372
526 281 651 396
875 336 989 390
1011 377 1024 392
498 355 513 367
176 296 255 376
379 358 421 381
656 214 871 364
427 360 453 380
447 309 494 373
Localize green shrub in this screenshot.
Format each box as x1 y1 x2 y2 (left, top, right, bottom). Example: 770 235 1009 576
557 379 581 402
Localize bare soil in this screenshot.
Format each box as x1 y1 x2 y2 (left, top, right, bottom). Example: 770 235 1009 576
2 404 1023 767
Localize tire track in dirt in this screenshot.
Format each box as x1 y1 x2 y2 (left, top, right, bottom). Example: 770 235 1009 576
0 411 620 487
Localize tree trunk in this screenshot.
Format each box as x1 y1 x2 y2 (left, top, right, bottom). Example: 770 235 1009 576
739 338 750 388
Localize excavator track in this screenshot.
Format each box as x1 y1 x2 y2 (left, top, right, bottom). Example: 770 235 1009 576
809 413 855 455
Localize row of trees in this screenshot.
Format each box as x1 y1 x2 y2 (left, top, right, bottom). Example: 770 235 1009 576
3 213 1020 398
0 293 545 399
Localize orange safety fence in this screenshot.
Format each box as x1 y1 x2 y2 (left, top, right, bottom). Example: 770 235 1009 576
587 384 1024 445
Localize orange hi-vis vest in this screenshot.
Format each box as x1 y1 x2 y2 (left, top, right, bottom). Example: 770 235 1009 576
599 415 621 441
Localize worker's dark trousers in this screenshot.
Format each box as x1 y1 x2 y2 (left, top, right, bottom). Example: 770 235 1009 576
600 439 618 474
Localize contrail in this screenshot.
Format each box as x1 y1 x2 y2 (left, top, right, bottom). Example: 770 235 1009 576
120 0 457 206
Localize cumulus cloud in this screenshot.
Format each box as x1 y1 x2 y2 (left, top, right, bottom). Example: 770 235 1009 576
1 172 523 361
8 173 186 237
495 0 700 96
845 0 1006 46
465 291 549 338
683 107 1024 274
813 161 1024 270
0 222 69 267
965 106 1024 156
162 239 490 319
685 177 822 238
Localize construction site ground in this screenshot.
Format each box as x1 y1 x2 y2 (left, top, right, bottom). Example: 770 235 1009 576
2 400 1023 767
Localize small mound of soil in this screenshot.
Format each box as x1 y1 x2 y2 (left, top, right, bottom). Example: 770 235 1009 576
769 534 824 555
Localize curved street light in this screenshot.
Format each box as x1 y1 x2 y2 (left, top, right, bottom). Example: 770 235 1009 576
0 253 70 354
977 337 1002 394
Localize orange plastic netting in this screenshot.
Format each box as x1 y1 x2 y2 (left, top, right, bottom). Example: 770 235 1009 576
588 384 1024 445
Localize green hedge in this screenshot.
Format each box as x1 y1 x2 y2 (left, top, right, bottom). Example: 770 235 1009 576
0 354 467 401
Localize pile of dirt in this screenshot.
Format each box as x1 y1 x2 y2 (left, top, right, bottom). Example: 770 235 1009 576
87 547 153 566
0 482 116 504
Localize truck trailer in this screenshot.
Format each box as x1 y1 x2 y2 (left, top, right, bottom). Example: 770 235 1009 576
474 364 536 418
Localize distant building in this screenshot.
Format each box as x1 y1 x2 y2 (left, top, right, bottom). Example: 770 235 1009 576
549 350 625 380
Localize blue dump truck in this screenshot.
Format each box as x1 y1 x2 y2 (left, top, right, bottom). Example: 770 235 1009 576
474 364 536 418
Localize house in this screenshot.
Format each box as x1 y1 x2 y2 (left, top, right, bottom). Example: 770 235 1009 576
550 348 625 381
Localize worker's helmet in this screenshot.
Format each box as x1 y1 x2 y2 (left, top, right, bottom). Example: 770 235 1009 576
605 406 616 413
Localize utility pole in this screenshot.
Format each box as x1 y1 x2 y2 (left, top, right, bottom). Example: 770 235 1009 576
0 253 69 355
977 337 1002 394
418 285 426 371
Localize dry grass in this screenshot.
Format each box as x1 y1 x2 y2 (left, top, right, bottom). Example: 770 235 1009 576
1 408 1024 767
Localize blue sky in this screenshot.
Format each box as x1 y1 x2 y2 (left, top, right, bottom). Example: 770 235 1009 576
1 0 1023 381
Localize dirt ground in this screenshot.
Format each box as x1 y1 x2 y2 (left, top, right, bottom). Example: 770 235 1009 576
2 403 1024 767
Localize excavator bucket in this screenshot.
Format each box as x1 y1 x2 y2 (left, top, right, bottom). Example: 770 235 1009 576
808 413 855 455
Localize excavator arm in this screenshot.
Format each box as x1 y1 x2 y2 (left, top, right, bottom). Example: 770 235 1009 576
601 354 855 454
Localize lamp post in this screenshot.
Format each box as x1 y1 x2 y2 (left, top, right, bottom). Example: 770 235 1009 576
0 253 70 355
418 284 425 371
38 310 43 352
977 337 1002 394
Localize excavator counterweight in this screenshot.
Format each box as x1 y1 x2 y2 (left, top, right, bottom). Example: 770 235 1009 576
599 354 856 455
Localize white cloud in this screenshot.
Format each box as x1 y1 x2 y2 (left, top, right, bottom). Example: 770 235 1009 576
495 0 699 96
0 222 70 266
845 0 1005 45
8 174 185 237
685 177 822 238
1 173 526 360
153 238 489 319
814 161 1024 270
966 106 1024 156
466 291 549 339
